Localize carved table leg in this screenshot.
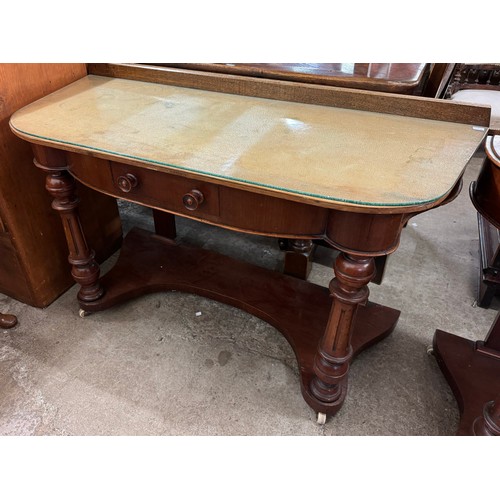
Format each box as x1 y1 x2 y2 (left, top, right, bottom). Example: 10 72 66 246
0 313 17 329
308 252 375 415
32 146 104 304
283 239 315 280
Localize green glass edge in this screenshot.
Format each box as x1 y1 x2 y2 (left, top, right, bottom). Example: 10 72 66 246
12 124 447 208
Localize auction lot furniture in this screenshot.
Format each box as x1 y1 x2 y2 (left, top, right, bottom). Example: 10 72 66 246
433 134 500 435
9 64 487 422
0 64 122 308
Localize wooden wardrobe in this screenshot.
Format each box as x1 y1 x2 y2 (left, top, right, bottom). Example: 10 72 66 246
0 64 122 307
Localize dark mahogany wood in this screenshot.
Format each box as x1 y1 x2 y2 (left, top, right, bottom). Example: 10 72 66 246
0 312 17 329
471 141 500 309
433 134 500 435
69 154 328 237
79 227 400 416
433 326 500 435
283 239 315 279
32 146 104 303
473 399 500 435
38 143 405 418
308 253 376 413
152 210 177 239
471 140 500 228
27 131 468 420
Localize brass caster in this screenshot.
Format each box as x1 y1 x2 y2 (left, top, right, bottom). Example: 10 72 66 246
79 309 91 318
317 412 327 425
426 345 434 356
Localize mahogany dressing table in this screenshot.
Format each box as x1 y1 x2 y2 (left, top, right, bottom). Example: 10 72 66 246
9 65 488 423
433 134 500 435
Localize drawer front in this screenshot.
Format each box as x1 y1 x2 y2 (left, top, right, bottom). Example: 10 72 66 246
110 162 220 218
68 153 328 238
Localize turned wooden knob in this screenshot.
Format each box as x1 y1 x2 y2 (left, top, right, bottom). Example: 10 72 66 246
182 189 204 210
117 173 138 193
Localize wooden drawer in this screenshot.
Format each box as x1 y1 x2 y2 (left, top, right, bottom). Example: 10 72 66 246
69 153 328 238
110 161 220 218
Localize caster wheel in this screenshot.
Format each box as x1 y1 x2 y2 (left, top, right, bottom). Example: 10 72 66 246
79 309 91 318
317 412 327 425
426 345 434 356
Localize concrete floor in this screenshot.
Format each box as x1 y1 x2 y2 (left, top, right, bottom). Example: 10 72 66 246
0 155 498 436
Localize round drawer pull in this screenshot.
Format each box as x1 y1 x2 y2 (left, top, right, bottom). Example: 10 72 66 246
117 173 138 193
182 189 204 211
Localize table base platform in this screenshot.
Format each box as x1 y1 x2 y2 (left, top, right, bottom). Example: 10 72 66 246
433 329 500 435
80 227 400 416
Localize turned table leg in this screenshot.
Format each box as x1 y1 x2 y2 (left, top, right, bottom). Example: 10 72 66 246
32 146 104 304
309 252 375 417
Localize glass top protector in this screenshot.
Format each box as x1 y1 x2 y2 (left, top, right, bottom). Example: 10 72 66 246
10 75 487 209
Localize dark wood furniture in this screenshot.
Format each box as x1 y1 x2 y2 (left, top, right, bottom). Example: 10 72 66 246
444 64 500 307
433 134 500 435
0 64 122 308
10 64 487 423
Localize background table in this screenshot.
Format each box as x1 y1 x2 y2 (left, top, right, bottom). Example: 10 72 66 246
161 63 432 94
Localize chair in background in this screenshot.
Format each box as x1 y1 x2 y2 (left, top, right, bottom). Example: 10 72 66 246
444 64 500 308
446 64 500 131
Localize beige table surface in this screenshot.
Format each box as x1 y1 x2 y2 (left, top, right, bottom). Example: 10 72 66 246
10 75 487 209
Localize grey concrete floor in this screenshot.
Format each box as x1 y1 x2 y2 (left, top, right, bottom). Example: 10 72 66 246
0 156 498 436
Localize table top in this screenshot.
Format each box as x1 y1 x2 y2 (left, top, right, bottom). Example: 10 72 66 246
10 75 487 210
162 63 430 93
